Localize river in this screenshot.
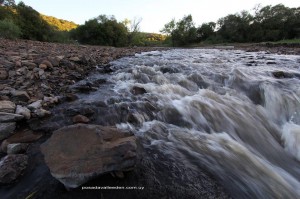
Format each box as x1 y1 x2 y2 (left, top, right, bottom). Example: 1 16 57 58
30 48 300 198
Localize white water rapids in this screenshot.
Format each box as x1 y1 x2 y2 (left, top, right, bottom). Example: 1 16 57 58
105 49 300 198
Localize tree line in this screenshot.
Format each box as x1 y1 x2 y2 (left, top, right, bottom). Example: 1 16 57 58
161 4 300 46
1 1 299 47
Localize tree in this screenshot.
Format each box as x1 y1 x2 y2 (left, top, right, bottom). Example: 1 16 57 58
197 22 216 41
71 15 128 47
161 15 197 46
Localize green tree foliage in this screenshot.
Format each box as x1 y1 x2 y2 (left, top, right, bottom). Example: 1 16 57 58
71 15 128 47
197 22 216 41
41 15 78 31
161 15 197 46
0 18 21 39
15 2 54 41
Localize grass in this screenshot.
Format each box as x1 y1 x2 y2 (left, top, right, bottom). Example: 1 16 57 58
272 38 300 44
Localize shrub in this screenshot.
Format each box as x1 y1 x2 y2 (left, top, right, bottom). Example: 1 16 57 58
0 18 21 39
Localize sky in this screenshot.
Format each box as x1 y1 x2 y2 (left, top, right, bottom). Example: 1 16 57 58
15 0 300 33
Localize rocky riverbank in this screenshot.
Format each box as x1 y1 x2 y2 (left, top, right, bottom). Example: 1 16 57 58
0 39 169 198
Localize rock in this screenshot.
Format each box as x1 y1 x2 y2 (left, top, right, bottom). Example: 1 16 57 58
0 100 15 113
131 86 147 95
27 100 42 111
15 61 22 67
34 108 51 118
43 96 59 105
72 114 90 123
0 154 28 184
65 93 78 101
39 64 47 70
0 69 8 80
21 61 37 69
7 143 29 154
40 60 53 68
38 69 45 77
69 56 80 62
0 112 24 122
1 129 42 152
41 124 137 188
0 123 16 141
16 105 31 120
10 90 30 102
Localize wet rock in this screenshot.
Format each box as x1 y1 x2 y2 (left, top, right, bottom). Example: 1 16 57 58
0 69 8 80
131 86 147 95
0 100 16 113
41 124 137 188
39 64 47 70
1 129 42 152
0 154 28 184
0 123 16 141
7 143 29 154
16 105 31 120
0 112 24 122
43 96 59 105
272 71 293 79
40 60 53 69
72 114 90 123
65 93 78 101
10 90 30 102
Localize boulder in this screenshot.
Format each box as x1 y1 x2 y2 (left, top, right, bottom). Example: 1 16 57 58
0 100 16 113
0 123 16 141
0 112 24 122
41 124 137 188
0 154 28 184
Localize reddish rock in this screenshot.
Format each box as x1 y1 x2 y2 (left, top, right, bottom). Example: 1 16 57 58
72 114 90 123
41 124 137 188
0 69 8 80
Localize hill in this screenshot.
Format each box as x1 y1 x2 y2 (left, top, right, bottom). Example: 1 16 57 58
41 14 78 31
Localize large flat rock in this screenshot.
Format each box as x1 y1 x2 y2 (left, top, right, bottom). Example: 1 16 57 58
0 101 16 113
41 124 137 188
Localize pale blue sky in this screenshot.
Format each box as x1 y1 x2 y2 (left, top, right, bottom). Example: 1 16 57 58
16 0 299 33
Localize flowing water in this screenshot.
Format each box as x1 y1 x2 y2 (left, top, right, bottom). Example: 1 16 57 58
41 49 300 198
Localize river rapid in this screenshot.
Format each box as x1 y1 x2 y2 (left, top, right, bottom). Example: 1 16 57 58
39 48 300 198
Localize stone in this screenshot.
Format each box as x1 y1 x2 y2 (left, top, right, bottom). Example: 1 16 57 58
0 112 24 122
43 96 59 105
40 60 53 68
10 90 30 102
1 129 43 152
0 69 8 80
0 154 28 184
131 86 147 95
41 124 137 188
39 64 47 70
34 108 51 118
27 100 42 111
15 61 22 67
0 123 16 141
0 100 16 113
38 69 45 77
65 93 78 101
7 143 29 154
72 114 90 123
69 56 80 62
16 105 31 120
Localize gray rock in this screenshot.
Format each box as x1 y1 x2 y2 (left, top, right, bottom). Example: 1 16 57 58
0 112 24 122
0 123 16 141
27 100 42 111
41 124 137 188
16 105 31 120
34 108 51 118
7 143 29 154
10 90 30 102
0 100 16 113
0 154 28 184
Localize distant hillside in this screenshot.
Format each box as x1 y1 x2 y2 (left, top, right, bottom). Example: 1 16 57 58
41 14 78 31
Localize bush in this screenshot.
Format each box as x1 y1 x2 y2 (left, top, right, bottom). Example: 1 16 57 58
0 19 21 39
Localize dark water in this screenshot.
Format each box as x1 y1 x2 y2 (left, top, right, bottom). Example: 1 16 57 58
4 49 300 199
